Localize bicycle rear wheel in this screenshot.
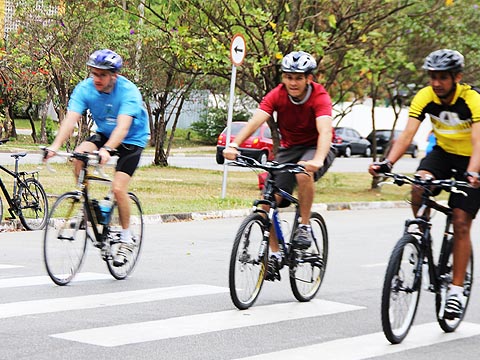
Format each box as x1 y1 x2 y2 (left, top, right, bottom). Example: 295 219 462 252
381 234 422 344
289 212 328 302
436 236 474 332
229 213 268 310
43 192 87 286
106 192 144 280
18 178 48 230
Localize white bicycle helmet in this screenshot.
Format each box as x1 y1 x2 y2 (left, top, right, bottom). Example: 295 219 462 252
281 51 317 74
86 49 123 72
422 49 464 73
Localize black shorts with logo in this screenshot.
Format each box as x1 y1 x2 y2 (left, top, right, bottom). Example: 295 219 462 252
417 145 480 217
87 133 143 177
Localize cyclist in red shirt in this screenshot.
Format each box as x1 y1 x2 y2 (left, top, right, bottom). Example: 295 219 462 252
223 51 335 281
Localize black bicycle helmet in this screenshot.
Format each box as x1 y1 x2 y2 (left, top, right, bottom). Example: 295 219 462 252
422 49 464 73
86 49 123 72
281 51 317 74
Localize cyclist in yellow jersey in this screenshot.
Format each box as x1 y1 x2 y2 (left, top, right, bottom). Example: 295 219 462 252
369 49 480 319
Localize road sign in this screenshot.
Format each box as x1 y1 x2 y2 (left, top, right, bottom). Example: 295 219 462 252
230 34 246 66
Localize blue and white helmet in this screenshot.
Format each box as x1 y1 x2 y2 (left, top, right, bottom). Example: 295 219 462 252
281 51 317 74
86 49 123 72
422 49 464 73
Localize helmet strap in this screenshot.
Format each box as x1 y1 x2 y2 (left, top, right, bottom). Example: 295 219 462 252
437 81 457 100
288 83 312 105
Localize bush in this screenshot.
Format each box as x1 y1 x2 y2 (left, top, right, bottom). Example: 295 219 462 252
190 107 250 144
45 117 56 144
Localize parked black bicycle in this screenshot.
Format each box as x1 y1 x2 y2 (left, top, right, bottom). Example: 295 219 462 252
228 155 328 310
0 138 48 230
380 172 474 344
43 149 144 285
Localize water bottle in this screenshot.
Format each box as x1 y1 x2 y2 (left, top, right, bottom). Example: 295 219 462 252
98 194 113 225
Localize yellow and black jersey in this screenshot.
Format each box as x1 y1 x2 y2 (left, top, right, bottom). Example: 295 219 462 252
409 83 480 156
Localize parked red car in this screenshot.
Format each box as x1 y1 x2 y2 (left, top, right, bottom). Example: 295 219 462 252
216 122 274 164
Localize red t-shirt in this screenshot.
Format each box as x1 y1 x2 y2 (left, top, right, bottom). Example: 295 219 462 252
258 82 332 147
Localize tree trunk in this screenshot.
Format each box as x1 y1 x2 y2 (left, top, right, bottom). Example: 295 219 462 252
26 102 38 143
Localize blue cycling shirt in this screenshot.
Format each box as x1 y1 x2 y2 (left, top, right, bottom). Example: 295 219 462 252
68 75 150 148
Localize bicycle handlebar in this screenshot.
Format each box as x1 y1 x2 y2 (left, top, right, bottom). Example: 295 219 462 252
229 154 308 175
40 146 118 179
381 172 471 196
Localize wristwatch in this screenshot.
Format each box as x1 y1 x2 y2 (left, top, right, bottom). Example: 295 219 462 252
102 146 114 153
228 142 239 149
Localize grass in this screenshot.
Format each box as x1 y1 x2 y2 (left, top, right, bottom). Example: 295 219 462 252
1 126 445 215
0 161 426 216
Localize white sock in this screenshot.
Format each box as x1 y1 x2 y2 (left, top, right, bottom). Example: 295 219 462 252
448 284 463 296
270 251 282 260
121 229 133 244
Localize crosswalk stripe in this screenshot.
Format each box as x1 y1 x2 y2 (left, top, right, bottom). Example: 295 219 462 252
234 322 480 359
0 264 23 269
0 284 228 319
0 272 111 288
51 299 364 347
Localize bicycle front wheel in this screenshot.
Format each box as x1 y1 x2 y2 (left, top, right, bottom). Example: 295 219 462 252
106 192 144 280
229 213 269 310
381 234 422 344
289 212 328 302
43 192 87 286
436 237 474 332
18 178 48 230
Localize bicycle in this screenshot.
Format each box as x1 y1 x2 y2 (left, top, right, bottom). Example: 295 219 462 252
42 149 144 285
228 155 328 310
0 138 48 230
380 172 474 344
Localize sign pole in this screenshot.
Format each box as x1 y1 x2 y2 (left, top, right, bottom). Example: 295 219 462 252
221 64 237 198
221 34 246 199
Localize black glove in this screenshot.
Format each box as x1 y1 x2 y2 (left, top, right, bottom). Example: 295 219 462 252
374 159 393 174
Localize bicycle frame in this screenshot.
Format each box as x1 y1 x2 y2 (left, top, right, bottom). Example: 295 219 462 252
0 158 34 218
74 155 114 244
251 171 301 260
402 181 455 295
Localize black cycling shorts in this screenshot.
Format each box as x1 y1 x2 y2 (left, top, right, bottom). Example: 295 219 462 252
86 133 144 177
417 145 480 217
270 145 336 207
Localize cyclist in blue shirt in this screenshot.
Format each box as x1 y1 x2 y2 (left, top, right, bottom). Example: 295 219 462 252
45 49 150 267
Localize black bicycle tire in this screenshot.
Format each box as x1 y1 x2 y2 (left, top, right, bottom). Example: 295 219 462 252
43 192 87 286
18 178 49 231
289 212 328 302
381 234 422 344
106 192 144 280
229 213 269 310
0 196 3 226
436 237 474 332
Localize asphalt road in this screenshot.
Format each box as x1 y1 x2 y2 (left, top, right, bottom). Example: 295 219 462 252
1 207 480 359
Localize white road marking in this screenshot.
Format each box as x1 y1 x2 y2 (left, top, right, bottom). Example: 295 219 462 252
361 263 387 268
235 322 480 359
0 284 228 319
0 272 111 288
0 264 23 269
51 300 364 347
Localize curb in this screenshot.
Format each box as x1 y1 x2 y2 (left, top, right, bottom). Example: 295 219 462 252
0 201 410 232
141 200 410 224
